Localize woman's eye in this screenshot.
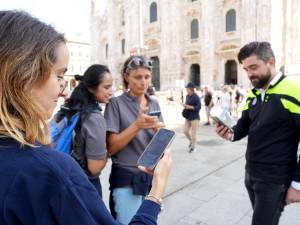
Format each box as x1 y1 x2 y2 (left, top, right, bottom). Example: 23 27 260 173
57 75 64 81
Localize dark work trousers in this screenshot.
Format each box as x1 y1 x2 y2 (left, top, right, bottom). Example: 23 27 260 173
89 177 102 199
245 172 288 225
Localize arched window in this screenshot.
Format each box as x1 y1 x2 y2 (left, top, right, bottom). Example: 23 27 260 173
150 2 158 23
121 39 125 55
225 60 237 84
226 9 236 32
191 19 199 39
121 8 125 26
151 56 160 90
189 64 200 87
105 44 108 59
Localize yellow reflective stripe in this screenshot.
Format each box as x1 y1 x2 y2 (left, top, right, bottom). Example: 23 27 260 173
242 89 256 111
243 99 251 111
280 98 300 115
240 89 254 111
247 90 256 98
267 76 300 102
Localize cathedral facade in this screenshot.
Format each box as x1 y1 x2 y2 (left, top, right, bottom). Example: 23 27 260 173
90 0 300 91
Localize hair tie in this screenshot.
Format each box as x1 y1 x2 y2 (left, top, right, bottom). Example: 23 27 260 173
74 74 83 81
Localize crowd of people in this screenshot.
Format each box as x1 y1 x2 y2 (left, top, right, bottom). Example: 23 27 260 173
1 10 300 225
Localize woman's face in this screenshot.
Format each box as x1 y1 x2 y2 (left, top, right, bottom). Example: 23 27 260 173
31 43 69 118
125 68 151 96
93 72 113 103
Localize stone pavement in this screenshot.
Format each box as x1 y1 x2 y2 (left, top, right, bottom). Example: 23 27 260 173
100 98 300 225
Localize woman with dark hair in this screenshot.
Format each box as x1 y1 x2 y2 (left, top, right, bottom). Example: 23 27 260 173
55 64 113 198
105 55 165 224
0 10 172 224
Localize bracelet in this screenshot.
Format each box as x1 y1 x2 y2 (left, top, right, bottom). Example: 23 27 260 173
145 195 163 206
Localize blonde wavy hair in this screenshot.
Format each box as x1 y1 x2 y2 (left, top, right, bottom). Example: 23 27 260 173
0 11 66 146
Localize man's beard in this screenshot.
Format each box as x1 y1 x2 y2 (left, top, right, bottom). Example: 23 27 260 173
250 70 272 89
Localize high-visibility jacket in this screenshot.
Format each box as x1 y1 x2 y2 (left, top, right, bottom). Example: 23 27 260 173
233 75 300 184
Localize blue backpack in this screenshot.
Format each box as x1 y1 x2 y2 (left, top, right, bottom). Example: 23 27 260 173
49 112 80 154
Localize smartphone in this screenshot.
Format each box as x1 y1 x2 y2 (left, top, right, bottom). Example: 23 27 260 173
137 128 175 170
148 110 161 117
211 115 234 132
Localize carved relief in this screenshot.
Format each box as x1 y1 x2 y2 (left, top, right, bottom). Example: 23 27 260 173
145 39 160 49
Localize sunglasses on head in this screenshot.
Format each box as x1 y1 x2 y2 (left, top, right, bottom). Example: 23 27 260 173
125 56 153 73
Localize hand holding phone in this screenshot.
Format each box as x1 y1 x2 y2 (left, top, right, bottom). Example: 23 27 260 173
147 111 162 132
216 122 233 141
213 114 235 141
148 111 161 117
135 107 158 129
137 128 175 170
211 116 233 132
138 148 172 201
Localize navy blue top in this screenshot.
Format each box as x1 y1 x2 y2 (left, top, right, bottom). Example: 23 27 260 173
0 137 160 225
185 93 201 120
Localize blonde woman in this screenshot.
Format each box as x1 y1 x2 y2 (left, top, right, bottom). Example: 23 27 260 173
0 10 171 225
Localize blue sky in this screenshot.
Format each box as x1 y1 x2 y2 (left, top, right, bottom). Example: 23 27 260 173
0 0 103 37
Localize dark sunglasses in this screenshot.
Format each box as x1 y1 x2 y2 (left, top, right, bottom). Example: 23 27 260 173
125 56 153 73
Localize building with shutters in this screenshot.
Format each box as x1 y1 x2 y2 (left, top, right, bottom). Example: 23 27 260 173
65 35 90 91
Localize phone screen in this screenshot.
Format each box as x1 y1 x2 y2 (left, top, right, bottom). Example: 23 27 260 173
137 128 175 170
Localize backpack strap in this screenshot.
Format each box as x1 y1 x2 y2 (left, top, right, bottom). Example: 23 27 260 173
71 105 101 177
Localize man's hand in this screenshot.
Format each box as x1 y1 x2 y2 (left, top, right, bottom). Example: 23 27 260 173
285 187 300 205
215 124 233 141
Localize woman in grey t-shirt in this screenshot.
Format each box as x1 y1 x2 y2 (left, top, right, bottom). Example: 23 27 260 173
105 56 164 224
56 64 113 198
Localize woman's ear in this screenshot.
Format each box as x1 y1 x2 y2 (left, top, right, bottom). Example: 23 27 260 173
124 73 129 83
87 87 96 96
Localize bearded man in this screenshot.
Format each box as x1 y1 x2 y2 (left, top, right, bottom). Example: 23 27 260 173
216 41 300 225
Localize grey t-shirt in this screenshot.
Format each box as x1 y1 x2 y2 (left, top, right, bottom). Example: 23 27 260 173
72 110 107 177
104 92 163 168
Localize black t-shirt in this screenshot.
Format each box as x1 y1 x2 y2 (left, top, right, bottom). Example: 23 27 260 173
204 91 212 106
